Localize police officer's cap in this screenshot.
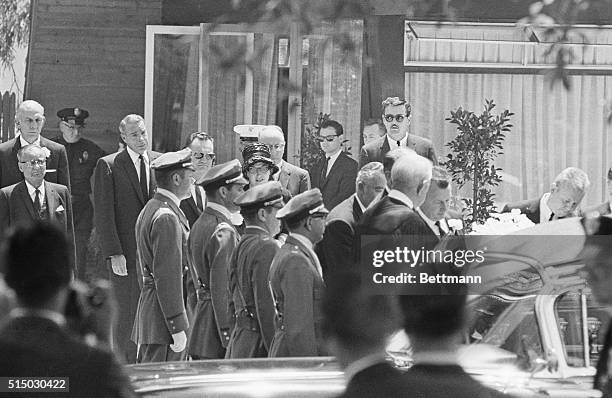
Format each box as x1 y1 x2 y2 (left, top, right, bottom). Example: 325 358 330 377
233 124 264 142
57 107 89 126
276 188 328 222
234 181 284 212
242 143 279 175
151 148 195 172
201 159 248 190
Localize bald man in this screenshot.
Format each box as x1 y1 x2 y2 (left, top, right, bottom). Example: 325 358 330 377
0 100 70 190
259 126 310 197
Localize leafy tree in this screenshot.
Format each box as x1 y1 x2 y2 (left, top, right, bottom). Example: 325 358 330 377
444 100 513 229
0 0 29 69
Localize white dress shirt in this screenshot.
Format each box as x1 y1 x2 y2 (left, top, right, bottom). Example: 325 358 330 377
539 192 553 223
25 180 45 204
190 185 206 210
19 134 41 147
126 146 150 191
386 134 407 150
324 149 343 177
273 159 283 181
415 207 449 236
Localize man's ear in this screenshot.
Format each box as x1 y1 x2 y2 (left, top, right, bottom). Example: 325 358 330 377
18 162 25 173
550 182 557 193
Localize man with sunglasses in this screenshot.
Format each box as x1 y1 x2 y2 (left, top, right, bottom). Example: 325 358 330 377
180 132 214 227
502 167 590 223
311 119 358 211
259 125 311 196
359 97 438 168
0 144 75 272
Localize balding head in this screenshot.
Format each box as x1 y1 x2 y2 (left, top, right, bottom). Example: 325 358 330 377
391 150 432 207
119 114 148 155
16 100 46 143
259 125 285 163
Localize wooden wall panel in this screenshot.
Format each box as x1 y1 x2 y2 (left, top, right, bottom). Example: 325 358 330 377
26 0 162 153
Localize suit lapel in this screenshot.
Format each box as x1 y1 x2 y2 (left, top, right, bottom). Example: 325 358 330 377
45 182 58 221
322 152 345 189
352 195 363 222
147 151 158 198
279 165 290 189
15 181 37 220
116 150 145 205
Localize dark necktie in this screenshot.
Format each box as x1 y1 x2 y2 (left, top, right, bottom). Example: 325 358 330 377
435 220 446 237
195 187 204 212
320 157 330 183
33 188 41 216
549 213 555 221
396 140 401 147
139 155 148 201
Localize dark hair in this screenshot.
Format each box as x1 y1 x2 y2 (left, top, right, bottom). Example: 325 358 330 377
2 222 71 307
322 273 399 347
363 118 385 134
185 131 213 148
155 168 188 190
381 97 412 117
320 119 344 136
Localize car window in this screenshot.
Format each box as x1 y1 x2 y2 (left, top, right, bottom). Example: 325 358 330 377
555 290 611 368
468 294 544 370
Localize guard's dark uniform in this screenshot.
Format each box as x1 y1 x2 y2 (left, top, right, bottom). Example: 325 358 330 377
226 181 283 358
52 108 105 279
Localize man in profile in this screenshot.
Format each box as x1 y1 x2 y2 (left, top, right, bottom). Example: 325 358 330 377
132 150 194 362
359 97 437 168
582 167 612 217
361 118 386 146
0 222 135 397
416 166 463 239
0 100 70 189
503 167 590 223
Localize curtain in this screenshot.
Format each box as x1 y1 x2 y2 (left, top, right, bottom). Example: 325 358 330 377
406 71 612 208
152 34 199 152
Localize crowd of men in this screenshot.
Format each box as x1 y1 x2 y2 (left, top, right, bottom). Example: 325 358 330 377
0 96 612 397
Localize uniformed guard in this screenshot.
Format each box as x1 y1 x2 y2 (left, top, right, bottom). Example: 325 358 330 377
188 159 247 359
268 188 328 357
226 181 283 358
131 149 194 363
52 107 105 280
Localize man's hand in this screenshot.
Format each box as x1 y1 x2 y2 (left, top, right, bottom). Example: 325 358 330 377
170 331 187 353
109 254 127 276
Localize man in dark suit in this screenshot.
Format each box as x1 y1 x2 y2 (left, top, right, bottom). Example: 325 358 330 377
359 150 433 238
416 166 464 239
581 216 612 397
260 125 311 196
268 189 328 357
0 100 70 190
311 119 358 211
188 160 247 359
318 162 386 278
226 181 283 359
132 150 194 363
0 222 135 398
322 273 402 398
93 114 160 364
502 167 590 224
0 144 76 271
359 97 437 168
583 167 612 217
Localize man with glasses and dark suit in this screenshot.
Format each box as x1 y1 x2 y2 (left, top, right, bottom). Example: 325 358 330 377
311 119 358 211
359 97 438 168
181 132 214 227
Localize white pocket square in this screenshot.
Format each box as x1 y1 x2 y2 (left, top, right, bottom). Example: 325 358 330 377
56 205 65 212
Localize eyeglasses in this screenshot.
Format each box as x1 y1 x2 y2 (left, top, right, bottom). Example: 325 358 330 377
266 143 285 151
316 135 338 142
193 152 215 161
247 165 271 176
383 114 406 123
20 159 46 167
